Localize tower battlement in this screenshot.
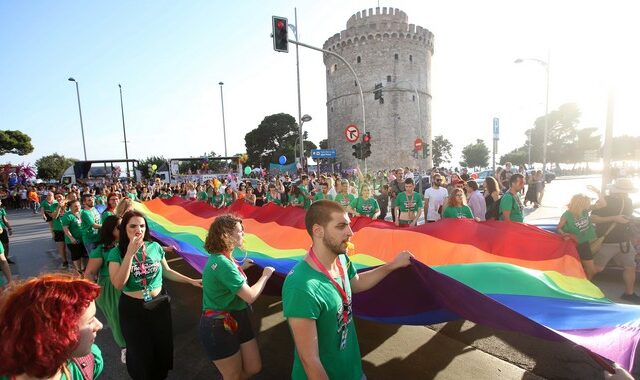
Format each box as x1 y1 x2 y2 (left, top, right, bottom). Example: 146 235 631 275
323 7 433 52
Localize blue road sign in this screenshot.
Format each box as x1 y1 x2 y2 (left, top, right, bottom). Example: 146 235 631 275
493 117 500 140
311 149 337 158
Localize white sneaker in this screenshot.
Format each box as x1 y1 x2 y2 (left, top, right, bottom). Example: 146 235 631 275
121 348 127 364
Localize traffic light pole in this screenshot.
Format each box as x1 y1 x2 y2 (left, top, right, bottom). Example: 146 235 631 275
287 38 368 173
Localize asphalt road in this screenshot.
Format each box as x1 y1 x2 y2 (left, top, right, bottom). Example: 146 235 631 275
5 176 639 379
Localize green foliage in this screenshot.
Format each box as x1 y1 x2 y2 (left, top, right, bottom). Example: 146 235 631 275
500 146 529 167
35 153 76 180
245 113 314 168
432 135 452 167
138 156 168 178
0 130 34 156
319 139 329 149
172 152 227 175
459 139 490 169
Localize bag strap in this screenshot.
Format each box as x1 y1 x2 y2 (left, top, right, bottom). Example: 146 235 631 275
72 352 96 380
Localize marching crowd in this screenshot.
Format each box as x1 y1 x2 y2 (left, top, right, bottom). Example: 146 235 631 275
0 164 638 379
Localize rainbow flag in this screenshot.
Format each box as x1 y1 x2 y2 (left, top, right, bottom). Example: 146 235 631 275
135 198 640 370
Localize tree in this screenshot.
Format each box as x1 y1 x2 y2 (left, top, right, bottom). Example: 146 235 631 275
319 139 328 149
432 135 452 167
138 156 168 179
35 153 76 181
0 130 34 156
245 113 300 168
500 146 528 167
459 139 490 169
569 127 601 164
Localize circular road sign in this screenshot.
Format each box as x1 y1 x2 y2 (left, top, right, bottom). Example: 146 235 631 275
414 138 423 151
345 124 360 143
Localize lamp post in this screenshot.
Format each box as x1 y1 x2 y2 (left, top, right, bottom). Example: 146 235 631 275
118 84 130 177
514 54 550 171
68 77 88 160
288 8 305 169
218 82 228 157
295 114 312 169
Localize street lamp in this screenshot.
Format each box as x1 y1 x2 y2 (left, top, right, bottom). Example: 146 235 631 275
514 55 550 171
68 77 88 160
118 84 130 177
296 114 312 168
218 82 228 157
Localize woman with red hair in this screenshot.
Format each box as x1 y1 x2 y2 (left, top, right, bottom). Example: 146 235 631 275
101 192 120 223
0 274 103 380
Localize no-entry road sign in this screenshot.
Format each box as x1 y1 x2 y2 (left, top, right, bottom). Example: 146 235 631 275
344 124 360 143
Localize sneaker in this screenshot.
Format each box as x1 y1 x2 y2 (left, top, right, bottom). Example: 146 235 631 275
121 348 127 364
61 261 69 269
621 293 640 304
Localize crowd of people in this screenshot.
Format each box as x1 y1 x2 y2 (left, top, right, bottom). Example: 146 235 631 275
0 165 638 379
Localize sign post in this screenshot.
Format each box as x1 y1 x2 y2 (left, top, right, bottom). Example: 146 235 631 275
492 117 499 173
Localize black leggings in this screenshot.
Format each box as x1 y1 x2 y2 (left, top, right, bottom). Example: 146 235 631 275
119 291 173 380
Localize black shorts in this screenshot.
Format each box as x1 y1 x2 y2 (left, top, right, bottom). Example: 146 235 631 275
67 243 88 261
54 230 65 242
199 307 255 361
45 214 53 222
577 241 593 261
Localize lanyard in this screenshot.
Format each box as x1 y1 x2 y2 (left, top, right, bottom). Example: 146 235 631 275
308 248 350 325
224 251 247 279
133 243 148 289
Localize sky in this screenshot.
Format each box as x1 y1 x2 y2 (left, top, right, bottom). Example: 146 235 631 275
1 0 638 168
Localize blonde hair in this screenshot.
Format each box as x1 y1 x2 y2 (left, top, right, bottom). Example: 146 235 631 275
445 188 467 209
115 198 134 217
567 193 591 217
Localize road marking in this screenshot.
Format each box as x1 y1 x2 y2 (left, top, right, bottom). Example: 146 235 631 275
166 257 183 263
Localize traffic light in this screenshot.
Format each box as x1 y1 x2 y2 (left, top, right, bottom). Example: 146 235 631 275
351 142 362 160
272 16 289 53
373 83 383 103
362 133 371 159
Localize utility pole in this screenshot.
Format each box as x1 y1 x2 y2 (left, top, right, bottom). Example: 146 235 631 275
118 84 130 177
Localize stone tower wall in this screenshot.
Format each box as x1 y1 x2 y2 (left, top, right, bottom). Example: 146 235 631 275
323 7 434 171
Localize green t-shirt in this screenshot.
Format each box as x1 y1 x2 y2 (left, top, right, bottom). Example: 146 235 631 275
106 241 165 292
395 191 424 212
127 192 138 201
100 210 115 223
0 208 6 229
223 193 234 207
298 185 311 209
335 193 355 208
0 344 104 380
52 204 64 231
202 253 248 312
89 244 114 277
288 193 305 207
210 194 224 207
283 255 362 380
197 191 208 201
443 205 474 219
158 193 172 199
266 192 282 205
60 212 83 244
95 195 107 205
314 192 334 202
561 210 596 243
41 199 58 216
0 243 5 286
350 197 380 218
499 192 524 222
81 208 101 243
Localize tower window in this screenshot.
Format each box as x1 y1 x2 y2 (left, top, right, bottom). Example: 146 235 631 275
394 53 398 60
331 64 337 73
409 55 413 62
412 95 416 102
354 80 358 87
357 56 361 63
387 75 392 83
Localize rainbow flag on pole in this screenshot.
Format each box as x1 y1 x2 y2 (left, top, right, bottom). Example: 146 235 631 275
135 198 640 370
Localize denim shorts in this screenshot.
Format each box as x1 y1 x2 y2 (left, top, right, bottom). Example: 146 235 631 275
199 307 255 361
